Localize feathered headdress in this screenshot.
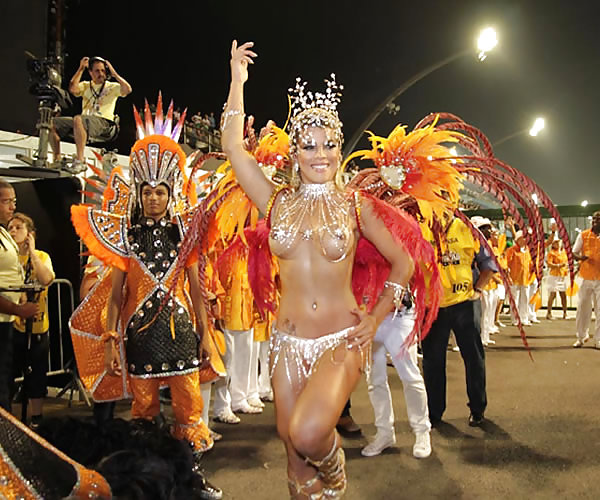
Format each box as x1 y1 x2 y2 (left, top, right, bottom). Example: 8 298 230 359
129 92 189 217
345 115 465 225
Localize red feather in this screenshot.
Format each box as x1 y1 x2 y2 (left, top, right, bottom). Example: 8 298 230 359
353 192 443 346
246 221 277 318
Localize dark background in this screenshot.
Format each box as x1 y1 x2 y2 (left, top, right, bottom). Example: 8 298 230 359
2 0 599 206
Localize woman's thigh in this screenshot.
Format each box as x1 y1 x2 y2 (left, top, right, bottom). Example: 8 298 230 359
289 346 363 454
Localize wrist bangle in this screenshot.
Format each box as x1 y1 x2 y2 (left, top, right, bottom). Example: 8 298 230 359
384 280 408 309
101 331 119 343
220 107 245 131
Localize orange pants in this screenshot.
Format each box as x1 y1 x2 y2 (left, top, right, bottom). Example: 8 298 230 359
129 371 213 452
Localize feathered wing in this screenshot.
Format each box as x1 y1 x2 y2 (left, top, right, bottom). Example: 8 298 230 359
347 112 569 352
422 112 574 291
177 125 289 329
69 158 133 402
353 192 443 346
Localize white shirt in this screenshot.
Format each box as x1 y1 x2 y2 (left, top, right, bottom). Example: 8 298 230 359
572 234 583 254
0 226 24 322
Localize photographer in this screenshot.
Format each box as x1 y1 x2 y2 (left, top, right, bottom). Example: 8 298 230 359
50 56 132 172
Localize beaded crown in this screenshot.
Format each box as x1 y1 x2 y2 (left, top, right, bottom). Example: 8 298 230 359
287 74 344 152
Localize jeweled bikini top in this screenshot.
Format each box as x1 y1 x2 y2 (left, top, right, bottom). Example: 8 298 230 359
269 181 354 263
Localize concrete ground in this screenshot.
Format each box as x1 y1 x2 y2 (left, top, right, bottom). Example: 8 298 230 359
38 311 599 499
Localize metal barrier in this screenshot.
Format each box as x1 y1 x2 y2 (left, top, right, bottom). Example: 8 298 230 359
13 278 91 408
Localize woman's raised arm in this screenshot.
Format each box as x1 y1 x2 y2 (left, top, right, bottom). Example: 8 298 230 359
221 41 274 213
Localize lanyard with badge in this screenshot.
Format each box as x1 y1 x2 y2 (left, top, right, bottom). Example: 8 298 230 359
90 81 106 115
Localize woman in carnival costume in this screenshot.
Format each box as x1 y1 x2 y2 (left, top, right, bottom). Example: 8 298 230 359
70 95 225 462
175 39 570 497
210 41 444 499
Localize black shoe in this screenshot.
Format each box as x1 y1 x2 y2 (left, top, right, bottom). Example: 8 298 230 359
29 415 43 431
195 476 223 500
429 416 442 428
336 415 361 434
468 413 484 427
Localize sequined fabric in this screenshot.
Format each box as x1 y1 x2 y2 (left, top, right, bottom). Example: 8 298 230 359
269 326 355 389
70 270 130 402
130 373 213 453
269 182 354 263
125 217 200 378
0 408 111 499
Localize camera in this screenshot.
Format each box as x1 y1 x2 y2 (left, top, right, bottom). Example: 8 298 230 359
25 53 72 109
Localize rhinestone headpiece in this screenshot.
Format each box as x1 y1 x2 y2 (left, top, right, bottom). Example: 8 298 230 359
128 93 189 218
288 74 344 153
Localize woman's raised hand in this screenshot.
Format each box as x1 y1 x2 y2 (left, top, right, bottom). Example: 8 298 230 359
230 40 257 84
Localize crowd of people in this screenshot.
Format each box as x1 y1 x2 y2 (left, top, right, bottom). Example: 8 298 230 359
1 41 600 499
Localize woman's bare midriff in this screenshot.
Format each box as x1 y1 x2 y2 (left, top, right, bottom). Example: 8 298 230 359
274 240 360 339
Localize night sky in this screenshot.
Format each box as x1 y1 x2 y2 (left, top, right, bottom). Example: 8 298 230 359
37 1 600 204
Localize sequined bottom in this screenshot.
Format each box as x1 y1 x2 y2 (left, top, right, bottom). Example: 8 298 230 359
270 325 370 389
130 372 213 452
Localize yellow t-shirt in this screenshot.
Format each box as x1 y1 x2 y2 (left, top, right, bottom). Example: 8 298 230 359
14 250 54 334
547 249 568 277
505 245 532 286
422 218 479 308
578 229 600 281
75 81 122 121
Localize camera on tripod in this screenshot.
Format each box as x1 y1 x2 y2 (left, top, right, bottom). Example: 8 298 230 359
25 52 71 110
16 52 73 170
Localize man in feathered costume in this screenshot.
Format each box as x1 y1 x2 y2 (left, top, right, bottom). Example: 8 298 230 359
69 95 225 469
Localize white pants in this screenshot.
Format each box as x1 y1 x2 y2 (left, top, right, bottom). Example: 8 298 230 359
247 340 260 401
527 280 538 321
257 340 272 397
367 311 430 436
480 289 498 343
510 285 529 324
575 279 600 341
213 328 253 413
201 382 212 423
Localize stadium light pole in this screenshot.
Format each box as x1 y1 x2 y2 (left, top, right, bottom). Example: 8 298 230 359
343 27 498 157
493 117 545 147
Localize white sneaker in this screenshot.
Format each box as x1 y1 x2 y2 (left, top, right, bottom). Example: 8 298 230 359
530 318 541 324
490 326 499 334
247 397 265 409
452 345 460 352
497 321 506 328
361 432 396 457
413 431 432 459
213 410 241 424
573 335 589 348
486 339 496 345
259 391 274 402
232 402 263 414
